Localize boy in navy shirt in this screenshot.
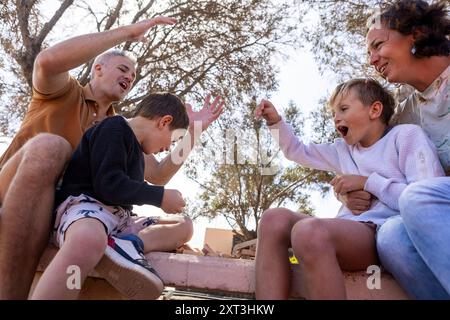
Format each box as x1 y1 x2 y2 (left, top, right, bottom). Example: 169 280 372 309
31 93 190 299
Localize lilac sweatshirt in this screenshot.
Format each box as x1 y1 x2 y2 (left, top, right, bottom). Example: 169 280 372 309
269 120 445 226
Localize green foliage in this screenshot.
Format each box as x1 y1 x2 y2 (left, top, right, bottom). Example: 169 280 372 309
297 0 394 80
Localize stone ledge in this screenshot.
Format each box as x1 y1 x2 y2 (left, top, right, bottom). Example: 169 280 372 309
32 246 408 300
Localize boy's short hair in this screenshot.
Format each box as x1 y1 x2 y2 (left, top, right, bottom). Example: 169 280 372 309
328 78 395 125
133 93 190 130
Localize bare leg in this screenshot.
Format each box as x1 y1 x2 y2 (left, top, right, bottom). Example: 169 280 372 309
291 218 378 299
31 218 107 299
0 134 71 299
138 215 193 253
255 208 310 300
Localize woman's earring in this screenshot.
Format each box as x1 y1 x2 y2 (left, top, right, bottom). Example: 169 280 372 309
411 45 417 55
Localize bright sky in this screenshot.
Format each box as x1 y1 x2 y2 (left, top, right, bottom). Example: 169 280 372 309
0 1 343 249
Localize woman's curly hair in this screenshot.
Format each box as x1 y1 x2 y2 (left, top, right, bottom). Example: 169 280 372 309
368 0 449 58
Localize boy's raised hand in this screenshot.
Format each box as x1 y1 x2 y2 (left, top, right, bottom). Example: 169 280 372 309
255 99 282 125
126 16 177 42
161 189 186 214
186 94 225 132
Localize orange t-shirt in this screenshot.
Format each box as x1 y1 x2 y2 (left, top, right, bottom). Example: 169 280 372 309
0 77 115 170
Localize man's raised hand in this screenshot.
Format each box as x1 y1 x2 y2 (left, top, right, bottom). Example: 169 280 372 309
126 16 177 42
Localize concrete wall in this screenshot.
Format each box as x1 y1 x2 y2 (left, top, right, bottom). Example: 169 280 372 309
32 247 409 300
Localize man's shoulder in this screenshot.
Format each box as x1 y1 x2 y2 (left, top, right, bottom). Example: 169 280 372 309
31 76 82 100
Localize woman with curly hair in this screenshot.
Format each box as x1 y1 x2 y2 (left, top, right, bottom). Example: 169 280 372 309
363 0 450 299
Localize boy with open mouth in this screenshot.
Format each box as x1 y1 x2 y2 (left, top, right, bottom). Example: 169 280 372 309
254 78 445 299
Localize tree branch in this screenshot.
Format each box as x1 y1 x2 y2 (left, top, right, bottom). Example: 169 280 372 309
267 172 315 206
104 0 123 30
35 0 74 46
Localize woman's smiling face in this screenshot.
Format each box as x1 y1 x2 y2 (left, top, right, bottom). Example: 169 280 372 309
366 26 415 84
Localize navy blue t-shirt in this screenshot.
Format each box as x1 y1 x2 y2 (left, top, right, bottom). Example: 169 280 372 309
56 116 164 210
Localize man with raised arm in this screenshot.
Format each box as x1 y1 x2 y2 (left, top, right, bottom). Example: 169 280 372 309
0 16 224 299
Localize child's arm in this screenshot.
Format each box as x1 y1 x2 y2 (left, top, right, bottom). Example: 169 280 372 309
143 94 224 185
255 99 343 172
364 125 445 210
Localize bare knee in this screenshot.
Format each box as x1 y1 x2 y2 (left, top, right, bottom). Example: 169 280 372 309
21 134 72 183
175 215 193 246
25 133 72 159
291 218 334 264
63 221 107 266
258 208 296 243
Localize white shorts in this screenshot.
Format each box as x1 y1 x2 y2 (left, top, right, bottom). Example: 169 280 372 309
53 194 159 248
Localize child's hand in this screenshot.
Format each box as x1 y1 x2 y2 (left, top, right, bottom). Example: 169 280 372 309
186 94 225 132
255 99 281 125
337 191 372 215
331 175 368 196
161 189 186 213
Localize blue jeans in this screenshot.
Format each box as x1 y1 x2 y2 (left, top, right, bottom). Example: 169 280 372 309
377 177 450 300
